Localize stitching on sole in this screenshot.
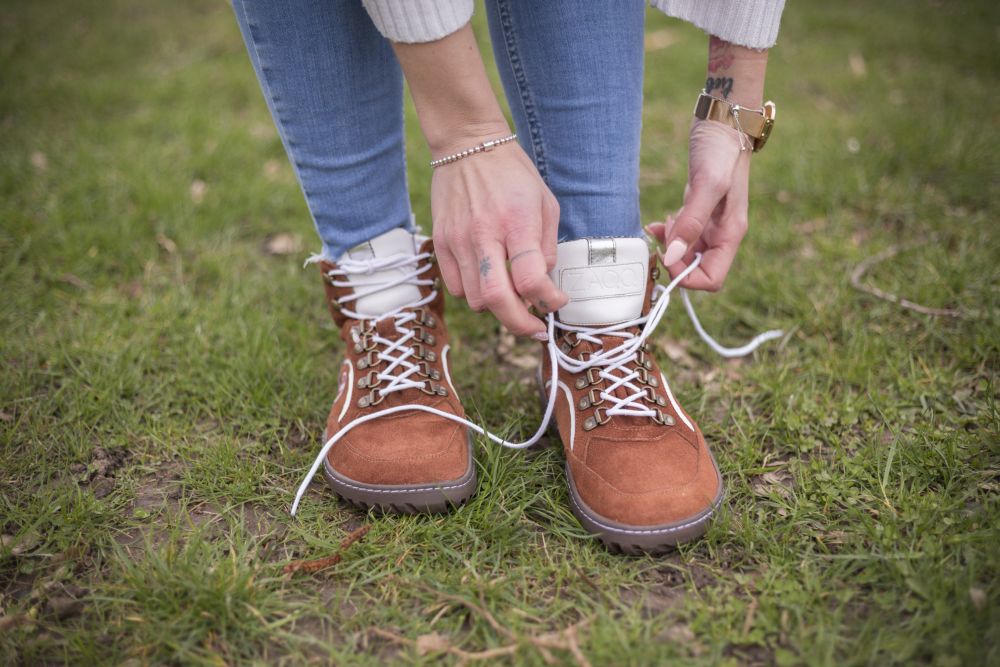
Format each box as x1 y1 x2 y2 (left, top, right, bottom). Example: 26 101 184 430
323 460 473 494
568 483 715 536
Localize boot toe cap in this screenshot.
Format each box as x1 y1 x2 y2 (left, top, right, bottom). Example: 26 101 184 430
327 413 470 486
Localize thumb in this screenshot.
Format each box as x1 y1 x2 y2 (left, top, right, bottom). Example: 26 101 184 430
661 181 724 267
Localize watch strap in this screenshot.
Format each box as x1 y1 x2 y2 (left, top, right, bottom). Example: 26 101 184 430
693 93 776 152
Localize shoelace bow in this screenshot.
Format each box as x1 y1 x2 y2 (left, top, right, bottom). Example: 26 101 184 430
291 252 783 515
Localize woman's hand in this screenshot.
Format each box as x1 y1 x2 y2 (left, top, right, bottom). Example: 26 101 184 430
431 137 566 340
648 119 750 291
392 24 566 339
649 34 768 292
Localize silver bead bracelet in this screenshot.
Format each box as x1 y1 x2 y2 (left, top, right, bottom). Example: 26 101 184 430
429 133 517 168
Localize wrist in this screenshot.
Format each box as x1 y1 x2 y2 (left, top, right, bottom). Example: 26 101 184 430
705 36 767 109
693 93 776 153
425 119 512 160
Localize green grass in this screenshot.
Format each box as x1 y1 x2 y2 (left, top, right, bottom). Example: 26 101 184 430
1 0 998 664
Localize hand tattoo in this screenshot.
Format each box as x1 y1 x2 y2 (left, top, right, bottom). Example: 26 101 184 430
479 256 492 278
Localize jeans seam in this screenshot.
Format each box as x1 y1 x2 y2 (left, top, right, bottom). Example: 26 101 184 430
494 0 548 184
236 0 316 217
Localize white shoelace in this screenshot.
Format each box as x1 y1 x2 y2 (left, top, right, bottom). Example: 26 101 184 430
330 253 438 400
290 252 783 515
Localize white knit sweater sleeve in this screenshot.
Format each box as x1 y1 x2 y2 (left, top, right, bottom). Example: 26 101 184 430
361 0 473 44
651 0 786 49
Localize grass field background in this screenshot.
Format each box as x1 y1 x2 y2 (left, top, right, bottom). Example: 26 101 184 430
1 0 998 664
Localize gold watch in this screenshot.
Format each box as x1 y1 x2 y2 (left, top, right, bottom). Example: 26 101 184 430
693 92 776 152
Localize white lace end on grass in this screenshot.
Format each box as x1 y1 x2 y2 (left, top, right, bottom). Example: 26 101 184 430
290 253 783 515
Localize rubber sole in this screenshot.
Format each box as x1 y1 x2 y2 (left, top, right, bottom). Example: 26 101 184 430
321 432 477 514
565 465 722 555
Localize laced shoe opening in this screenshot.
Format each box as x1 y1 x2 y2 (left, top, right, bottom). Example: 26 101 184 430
326 252 446 406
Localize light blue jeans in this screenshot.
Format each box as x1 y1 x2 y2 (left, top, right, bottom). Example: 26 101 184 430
233 0 646 260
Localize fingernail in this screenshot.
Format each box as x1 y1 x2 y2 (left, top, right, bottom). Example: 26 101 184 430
532 332 549 342
662 239 687 266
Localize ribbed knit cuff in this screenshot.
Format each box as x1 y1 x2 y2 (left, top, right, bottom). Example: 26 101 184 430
362 0 474 44
651 0 786 49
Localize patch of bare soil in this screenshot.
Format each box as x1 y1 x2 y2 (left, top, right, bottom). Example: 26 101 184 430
619 556 719 620
0 553 92 638
490 329 542 386
70 445 130 499
723 642 775 666
115 460 187 556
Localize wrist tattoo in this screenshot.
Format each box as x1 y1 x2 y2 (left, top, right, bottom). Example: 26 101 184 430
708 36 735 72
705 76 734 98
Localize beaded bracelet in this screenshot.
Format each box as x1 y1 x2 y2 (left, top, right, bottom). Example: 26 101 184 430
429 134 518 168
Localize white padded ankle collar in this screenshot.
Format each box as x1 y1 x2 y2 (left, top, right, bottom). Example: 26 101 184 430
341 228 421 317
550 237 650 326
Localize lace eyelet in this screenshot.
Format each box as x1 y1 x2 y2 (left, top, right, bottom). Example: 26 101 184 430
357 389 385 408
357 349 380 370
413 325 434 345
417 361 441 380
587 388 605 407
652 409 675 426
411 343 436 362
357 370 381 389
583 407 610 431
420 382 448 397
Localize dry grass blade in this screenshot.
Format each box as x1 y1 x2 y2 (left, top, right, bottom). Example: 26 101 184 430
413 582 515 640
282 525 369 575
369 627 519 663
849 237 966 318
742 596 759 636
412 582 593 666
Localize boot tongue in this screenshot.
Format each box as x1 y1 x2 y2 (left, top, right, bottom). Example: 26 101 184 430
341 228 422 318
550 237 649 326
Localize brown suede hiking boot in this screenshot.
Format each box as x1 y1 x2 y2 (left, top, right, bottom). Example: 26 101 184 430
541 237 723 553
313 228 475 513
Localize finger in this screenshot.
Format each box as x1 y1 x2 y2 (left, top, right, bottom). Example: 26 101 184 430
681 169 749 291
674 226 739 292
506 232 567 314
661 176 727 269
507 247 567 314
455 245 484 311
540 193 560 272
433 238 464 297
478 241 547 339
